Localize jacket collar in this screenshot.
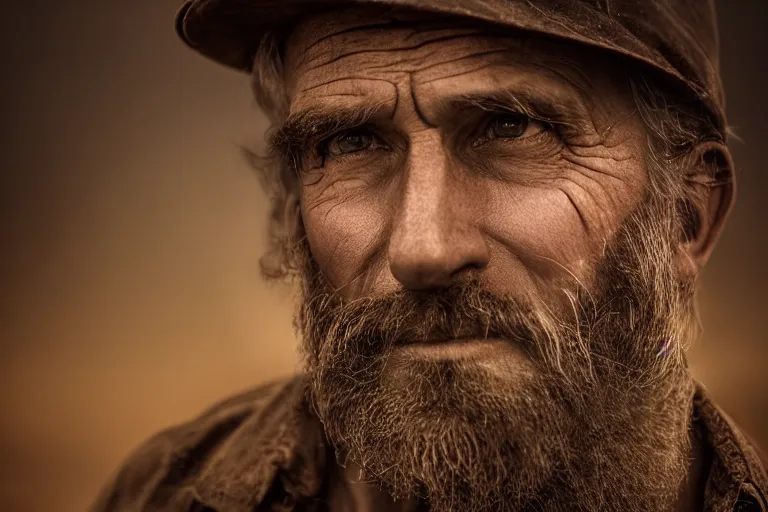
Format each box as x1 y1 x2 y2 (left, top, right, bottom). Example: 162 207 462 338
183 378 766 512
184 377 327 512
694 385 767 511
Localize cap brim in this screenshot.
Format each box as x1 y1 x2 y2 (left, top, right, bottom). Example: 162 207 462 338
178 0 677 78
176 0 718 128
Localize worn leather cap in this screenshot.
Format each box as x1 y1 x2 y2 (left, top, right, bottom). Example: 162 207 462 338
176 0 725 131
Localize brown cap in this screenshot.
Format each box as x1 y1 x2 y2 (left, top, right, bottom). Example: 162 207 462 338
176 0 725 132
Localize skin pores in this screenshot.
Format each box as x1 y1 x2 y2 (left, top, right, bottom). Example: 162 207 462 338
281 9 647 310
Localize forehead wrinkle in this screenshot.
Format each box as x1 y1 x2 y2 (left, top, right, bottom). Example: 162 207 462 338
303 19 438 53
414 49 515 84
288 11 631 138
289 6 495 68
295 9 463 52
412 47 590 92
300 26 486 69
413 66 590 125
297 76 398 96
302 32 513 75
294 19 419 71
291 75 401 125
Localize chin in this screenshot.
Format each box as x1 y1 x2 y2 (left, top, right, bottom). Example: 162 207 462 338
316 347 568 507
312 338 691 512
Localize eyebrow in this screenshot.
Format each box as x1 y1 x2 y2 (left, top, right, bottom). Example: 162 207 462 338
269 86 589 170
269 101 391 170
445 89 586 129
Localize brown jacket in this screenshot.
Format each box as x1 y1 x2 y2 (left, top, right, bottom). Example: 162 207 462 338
93 377 767 512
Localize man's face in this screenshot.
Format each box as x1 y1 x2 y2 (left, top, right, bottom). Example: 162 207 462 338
276 6 696 511
283 7 648 318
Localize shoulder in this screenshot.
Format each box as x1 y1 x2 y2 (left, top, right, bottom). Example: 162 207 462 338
91 376 308 511
695 384 768 511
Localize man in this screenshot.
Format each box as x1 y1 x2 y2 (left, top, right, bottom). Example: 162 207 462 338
94 0 767 510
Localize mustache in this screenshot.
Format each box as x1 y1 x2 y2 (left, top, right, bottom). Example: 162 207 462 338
302 275 555 355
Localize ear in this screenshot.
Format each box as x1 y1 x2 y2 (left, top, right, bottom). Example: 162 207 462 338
676 141 736 279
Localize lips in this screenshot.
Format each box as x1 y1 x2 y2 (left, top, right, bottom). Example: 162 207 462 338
393 337 515 362
394 326 505 347
410 335 493 345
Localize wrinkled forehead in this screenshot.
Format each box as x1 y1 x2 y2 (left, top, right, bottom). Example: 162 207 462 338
284 5 487 64
281 5 623 96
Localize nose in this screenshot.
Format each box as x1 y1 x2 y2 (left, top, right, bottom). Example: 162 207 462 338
387 136 490 290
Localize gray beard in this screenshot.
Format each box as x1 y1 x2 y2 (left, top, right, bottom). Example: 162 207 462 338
297 194 697 512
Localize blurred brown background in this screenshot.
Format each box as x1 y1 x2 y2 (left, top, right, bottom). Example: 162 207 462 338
0 1 765 511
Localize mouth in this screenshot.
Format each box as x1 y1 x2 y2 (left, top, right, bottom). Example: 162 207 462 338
395 337 512 361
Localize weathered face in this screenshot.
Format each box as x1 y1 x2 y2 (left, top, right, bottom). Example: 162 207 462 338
276 6 704 512
282 8 646 309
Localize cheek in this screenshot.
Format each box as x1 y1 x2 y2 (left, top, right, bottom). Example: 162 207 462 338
301 181 389 293
482 172 641 295
486 186 590 271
